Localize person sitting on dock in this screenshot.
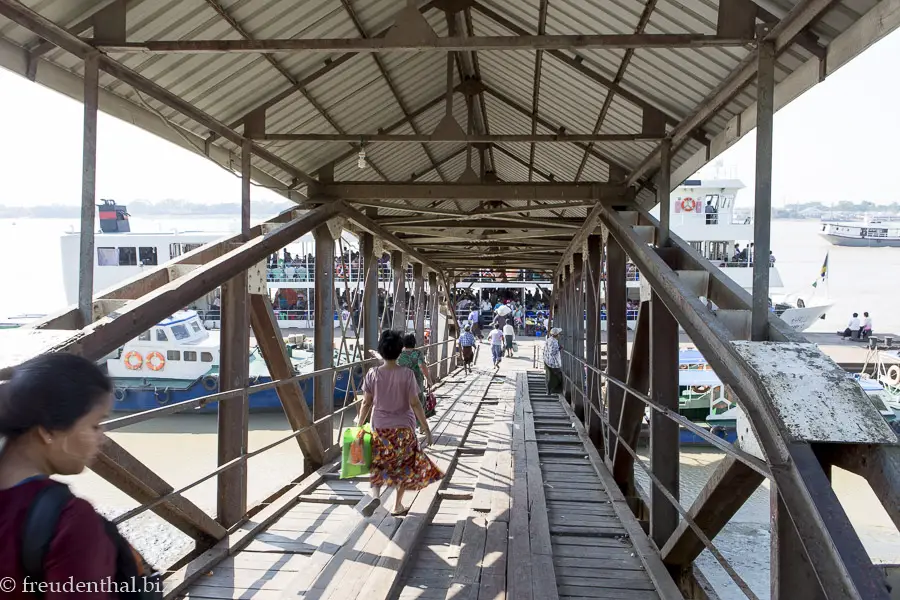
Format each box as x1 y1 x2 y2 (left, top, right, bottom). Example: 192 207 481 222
357 330 443 517
860 312 873 340
0 353 161 598
842 313 861 339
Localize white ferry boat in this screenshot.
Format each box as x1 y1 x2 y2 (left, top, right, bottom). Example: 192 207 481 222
819 216 900 247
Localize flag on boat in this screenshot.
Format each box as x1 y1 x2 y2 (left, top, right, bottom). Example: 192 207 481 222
812 253 828 287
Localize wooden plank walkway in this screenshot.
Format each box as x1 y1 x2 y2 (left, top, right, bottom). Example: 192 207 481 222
169 362 680 600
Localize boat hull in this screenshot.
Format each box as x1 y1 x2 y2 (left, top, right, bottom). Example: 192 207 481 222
111 369 360 413
819 233 900 247
777 304 832 332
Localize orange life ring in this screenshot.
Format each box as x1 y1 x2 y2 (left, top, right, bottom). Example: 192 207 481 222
335 263 346 278
681 197 696 212
146 351 166 371
124 351 143 370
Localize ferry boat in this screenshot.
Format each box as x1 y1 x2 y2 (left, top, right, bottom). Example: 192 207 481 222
103 309 362 413
819 216 900 247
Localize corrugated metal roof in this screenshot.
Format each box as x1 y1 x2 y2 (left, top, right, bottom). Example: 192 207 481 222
0 0 894 267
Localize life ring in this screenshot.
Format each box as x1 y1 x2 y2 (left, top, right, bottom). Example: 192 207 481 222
887 365 900 386
124 351 143 370
114 388 126 402
155 389 170 405
335 263 346 279
681 197 696 212
691 385 711 394
146 351 166 371
202 375 218 391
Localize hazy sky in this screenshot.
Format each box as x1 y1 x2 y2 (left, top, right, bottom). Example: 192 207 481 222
1 26 898 208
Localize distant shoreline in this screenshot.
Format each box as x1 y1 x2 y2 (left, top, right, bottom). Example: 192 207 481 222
0 201 293 219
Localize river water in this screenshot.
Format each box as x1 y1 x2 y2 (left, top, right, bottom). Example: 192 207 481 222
1 216 899 597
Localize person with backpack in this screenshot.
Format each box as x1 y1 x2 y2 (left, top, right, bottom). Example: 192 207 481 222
0 353 162 599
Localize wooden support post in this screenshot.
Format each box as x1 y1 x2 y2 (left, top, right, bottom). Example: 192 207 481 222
428 272 440 382
439 284 450 380
561 266 571 403
572 252 585 422
605 237 627 461
241 139 251 235
751 36 775 341
413 263 425 344
390 250 406 331
650 291 680 547
78 52 99 328
314 225 335 447
585 234 604 448
361 232 379 363
248 294 326 468
611 302 650 493
657 139 671 247
217 274 249 527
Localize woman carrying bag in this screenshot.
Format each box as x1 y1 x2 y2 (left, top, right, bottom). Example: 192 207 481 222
543 327 564 394
357 330 443 517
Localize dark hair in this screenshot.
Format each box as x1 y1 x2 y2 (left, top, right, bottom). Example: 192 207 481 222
403 333 417 349
853 312 858 317
378 330 405 361
0 353 112 441
864 312 869 317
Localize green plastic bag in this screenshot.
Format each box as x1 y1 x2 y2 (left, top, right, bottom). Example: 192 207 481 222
340 423 373 479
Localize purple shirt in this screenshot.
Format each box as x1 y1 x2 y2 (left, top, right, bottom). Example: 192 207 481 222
362 365 419 431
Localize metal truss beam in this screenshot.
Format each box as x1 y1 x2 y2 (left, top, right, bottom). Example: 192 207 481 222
313 182 625 201
251 133 662 143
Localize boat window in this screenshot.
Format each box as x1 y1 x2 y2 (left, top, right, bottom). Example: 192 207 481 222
167 350 180 361
184 351 197 362
138 330 151 341
97 247 118 266
139 247 158 266
118 247 137 266
171 324 191 340
190 321 202 333
156 328 168 342
201 352 214 362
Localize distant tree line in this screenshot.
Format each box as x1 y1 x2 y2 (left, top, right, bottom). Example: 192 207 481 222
0 198 294 219
784 200 900 212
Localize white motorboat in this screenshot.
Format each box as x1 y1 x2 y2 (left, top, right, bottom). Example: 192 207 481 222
819 215 900 247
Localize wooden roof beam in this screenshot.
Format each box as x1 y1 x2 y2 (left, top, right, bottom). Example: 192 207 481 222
312 182 625 201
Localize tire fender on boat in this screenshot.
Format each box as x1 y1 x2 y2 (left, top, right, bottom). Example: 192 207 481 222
114 388 126 402
155 389 170 405
202 375 218 391
887 365 900 386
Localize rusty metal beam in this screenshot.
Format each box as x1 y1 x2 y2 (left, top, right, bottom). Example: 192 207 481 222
357 199 594 218
528 0 550 182
313 225 335 447
377 216 583 229
462 7 496 173
78 52 99 328
315 182 623 201
627 0 839 186
96 34 755 53
0 0 317 187
251 132 662 143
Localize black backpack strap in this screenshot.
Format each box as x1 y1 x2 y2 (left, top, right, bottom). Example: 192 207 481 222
21 483 75 585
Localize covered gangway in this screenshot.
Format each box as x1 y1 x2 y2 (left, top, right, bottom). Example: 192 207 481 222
1 0 899 598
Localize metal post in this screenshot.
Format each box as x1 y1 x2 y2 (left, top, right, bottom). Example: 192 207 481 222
413 263 425 344
361 232 379 366
657 138 672 247
586 234 604 448
390 250 406 331
771 485 826 599
650 291 679 547
561 266 571 402
313 225 335 447
216 143 252 526
751 37 775 341
572 252 585 422
428 272 440 382
439 283 450 380
605 237 627 460
78 53 99 327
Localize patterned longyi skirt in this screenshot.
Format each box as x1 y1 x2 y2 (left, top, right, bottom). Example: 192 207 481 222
371 427 444 490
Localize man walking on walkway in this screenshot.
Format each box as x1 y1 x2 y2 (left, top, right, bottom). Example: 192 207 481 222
488 323 504 370
543 328 563 394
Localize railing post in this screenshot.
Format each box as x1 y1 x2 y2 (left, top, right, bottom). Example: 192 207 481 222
216 138 252 527
572 252 585 422
313 224 335 447
439 284 450 380
586 234 604 449
391 250 406 331
428 272 440 383
649 291 680 547
78 52 99 328
361 231 379 364
413 263 425 344
771 484 826 599
751 33 775 341
605 237 628 461
561 265 571 402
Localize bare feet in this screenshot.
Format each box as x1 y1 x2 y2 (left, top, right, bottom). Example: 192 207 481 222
392 505 410 516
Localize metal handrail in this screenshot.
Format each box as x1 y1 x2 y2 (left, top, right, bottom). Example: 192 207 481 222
558 348 769 477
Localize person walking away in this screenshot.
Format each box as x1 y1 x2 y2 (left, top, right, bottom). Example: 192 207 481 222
357 330 442 516
468 307 482 341
842 313 861 339
397 333 434 413
0 353 162 599
488 323 504 370
458 325 477 375
503 321 516 358
543 328 564 394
